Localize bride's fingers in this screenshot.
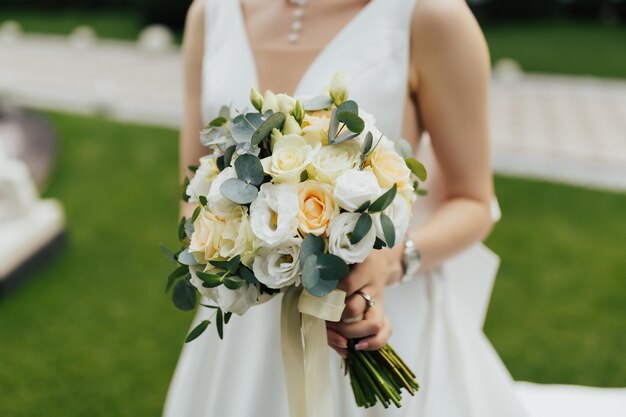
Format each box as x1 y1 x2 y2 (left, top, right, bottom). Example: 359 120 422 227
342 291 368 321
354 317 392 351
326 328 348 349
327 305 384 339
330 345 348 359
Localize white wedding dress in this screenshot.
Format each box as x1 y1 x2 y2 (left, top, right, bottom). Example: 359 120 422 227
164 1 626 416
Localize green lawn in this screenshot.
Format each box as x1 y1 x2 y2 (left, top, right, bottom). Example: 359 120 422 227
0 113 624 416
1 10 625 78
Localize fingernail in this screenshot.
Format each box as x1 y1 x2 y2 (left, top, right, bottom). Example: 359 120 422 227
355 341 368 350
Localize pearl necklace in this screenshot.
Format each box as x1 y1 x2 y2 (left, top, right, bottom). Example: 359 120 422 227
287 0 308 44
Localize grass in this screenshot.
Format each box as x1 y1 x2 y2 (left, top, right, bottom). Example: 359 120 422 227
0 113 624 416
1 10 625 77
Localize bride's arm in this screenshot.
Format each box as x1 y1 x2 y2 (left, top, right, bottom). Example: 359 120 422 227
179 0 206 218
328 0 494 353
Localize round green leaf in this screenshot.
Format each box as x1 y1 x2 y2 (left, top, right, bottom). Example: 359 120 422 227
301 254 349 297
231 113 263 143
172 279 196 311
234 154 265 186
209 116 227 127
395 138 413 159
379 213 396 248
336 100 358 116
220 178 259 204
185 320 210 343
316 254 349 282
350 213 373 245
251 112 286 146
336 112 364 134
300 234 325 267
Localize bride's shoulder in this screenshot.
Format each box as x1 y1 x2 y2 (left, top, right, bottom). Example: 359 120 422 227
410 0 489 71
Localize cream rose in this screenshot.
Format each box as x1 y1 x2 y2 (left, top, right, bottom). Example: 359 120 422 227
333 169 382 212
296 180 338 236
263 130 313 184
207 166 237 217
327 212 376 264
219 205 255 265
253 238 301 289
301 114 330 147
186 155 219 204
368 146 412 189
309 140 360 184
250 183 299 247
188 208 224 263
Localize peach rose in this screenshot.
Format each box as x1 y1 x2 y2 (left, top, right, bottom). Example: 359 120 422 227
296 180 338 236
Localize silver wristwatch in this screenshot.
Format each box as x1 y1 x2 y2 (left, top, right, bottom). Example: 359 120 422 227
401 236 422 284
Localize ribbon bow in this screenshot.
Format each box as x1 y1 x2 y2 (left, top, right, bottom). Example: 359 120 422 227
281 287 347 417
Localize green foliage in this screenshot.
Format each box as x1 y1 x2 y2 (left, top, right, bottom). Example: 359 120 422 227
219 178 258 205
172 280 196 311
405 158 427 182
302 254 349 297
350 213 373 245
368 184 397 213
234 154 264 186
185 320 210 343
251 112 286 146
302 95 333 111
379 213 396 248
299 234 325 268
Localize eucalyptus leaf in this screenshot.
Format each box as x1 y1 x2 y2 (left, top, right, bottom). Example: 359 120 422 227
355 200 371 213
196 271 222 288
333 131 360 145
395 138 413 159
337 111 364 134
234 154 265 186
185 320 210 343
220 178 259 204
417 189 428 196
350 213 373 245
224 312 233 324
177 216 186 241
239 265 259 284
216 309 224 339
166 266 189 293
209 116 227 127
159 243 177 264
184 219 194 238
373 237 387 250
362 131 373 155
301 256 337 297
302 95 333 111
191 206 202 223
223 145 236 167
231 113 263 143
405 157 428 181
198 195 208 207
177 248 198 266
337 99 358 115
235 141 260 156
172 279 196 311
181 177 190 202
368 184 397 213
300 170 309 182
227 255 241 274
224 277 245 290
328 108 339 144
251 112 286 146
208 258 229 271
380 213 396 248
216 155 225 171
299 234 325 267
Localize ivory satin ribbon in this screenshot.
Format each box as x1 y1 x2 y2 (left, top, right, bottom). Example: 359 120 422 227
281 287 347 417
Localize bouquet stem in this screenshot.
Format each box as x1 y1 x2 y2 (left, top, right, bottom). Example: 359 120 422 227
345 342 419 408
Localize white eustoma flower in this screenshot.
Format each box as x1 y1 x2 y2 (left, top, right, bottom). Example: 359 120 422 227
327 212 376 264
253 238 301 289
309 140 360 184
207 166 237 217
186 155 219 204
263 130 313 184
373 195 412 247
333 169 382 212
250 183 299 247
219 205 256 266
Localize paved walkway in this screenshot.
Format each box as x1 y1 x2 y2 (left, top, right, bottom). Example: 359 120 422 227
1 33 625 192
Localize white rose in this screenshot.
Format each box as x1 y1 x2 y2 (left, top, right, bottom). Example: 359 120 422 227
190 268 259 315
309 140 360 184
186 155 219 204
333 170 382 212
327 212 376 264
188 209 224 263
373 195 411 247
253 238 301 289
263 131 312 184
301 113 330 148
219 205 256 265
250 183 299 247
207 167 237 217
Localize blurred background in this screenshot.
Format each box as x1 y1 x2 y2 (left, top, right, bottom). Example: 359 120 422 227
0 1 624 416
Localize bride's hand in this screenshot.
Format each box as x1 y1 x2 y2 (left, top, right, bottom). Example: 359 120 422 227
326 246 404 357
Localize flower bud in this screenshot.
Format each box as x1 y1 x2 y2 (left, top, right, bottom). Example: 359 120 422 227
250 88 264 112
329 72 349 106
283 114 302 135
292 99 305 125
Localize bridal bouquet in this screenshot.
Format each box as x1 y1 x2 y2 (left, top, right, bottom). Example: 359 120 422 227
163 73 427 410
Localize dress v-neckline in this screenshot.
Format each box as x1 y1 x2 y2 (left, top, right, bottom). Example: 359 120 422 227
235 0 377 97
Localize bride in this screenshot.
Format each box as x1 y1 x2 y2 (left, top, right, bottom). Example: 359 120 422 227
165 0 626 416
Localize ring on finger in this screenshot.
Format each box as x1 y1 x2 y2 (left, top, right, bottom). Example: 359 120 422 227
355 290 376 311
